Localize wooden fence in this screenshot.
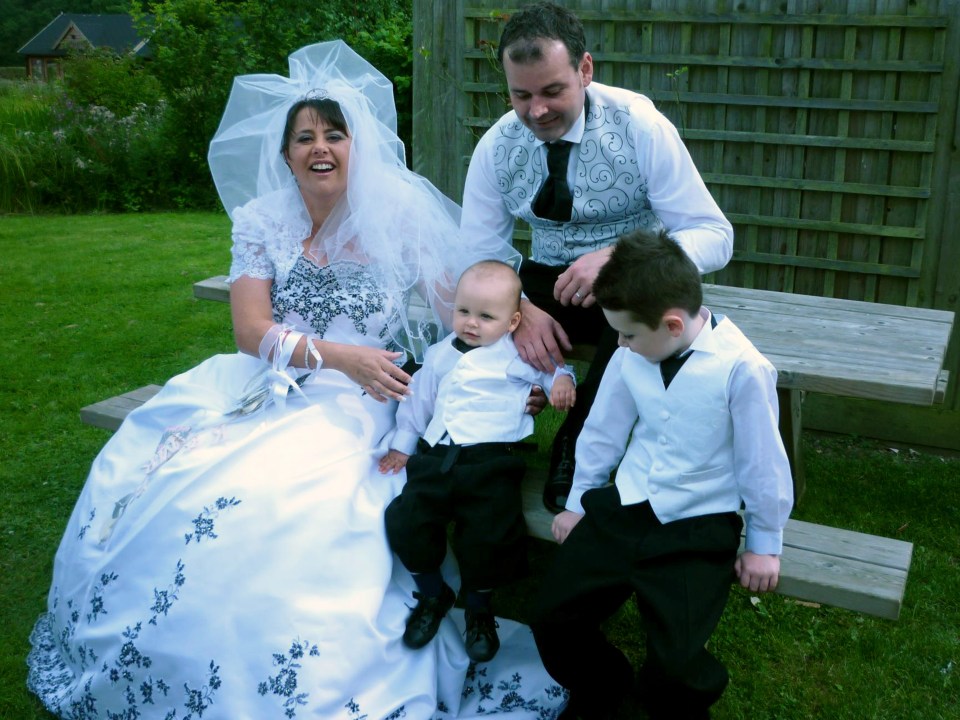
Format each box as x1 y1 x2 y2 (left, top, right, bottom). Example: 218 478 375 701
412 0 960 446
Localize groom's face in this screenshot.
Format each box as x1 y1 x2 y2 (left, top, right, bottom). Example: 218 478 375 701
502 39 593 143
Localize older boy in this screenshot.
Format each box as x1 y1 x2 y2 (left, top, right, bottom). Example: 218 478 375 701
382 260 575 662
531 229 793 719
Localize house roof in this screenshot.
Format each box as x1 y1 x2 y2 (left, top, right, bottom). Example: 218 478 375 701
18 13 151 59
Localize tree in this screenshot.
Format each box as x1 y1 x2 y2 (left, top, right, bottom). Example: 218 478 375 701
130 0 413 208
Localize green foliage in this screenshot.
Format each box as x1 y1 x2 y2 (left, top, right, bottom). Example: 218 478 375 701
0 80 175 212
62 46 163 117
129 0 414 210
1 2 191 213
129 0 255 209
0 80 59 212
0 66 26 80
665 65 688 139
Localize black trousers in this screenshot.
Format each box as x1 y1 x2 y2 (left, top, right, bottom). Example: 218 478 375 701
530 486 743 719
384 441 528 591
518 260 619 445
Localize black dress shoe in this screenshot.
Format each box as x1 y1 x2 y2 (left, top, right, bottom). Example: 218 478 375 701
402 583 456 649
464 609 500 662
543 436 575 513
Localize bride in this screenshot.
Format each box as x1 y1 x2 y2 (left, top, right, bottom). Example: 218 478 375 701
27 41 566 720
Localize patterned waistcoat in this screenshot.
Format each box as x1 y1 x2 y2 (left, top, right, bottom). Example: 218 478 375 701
491 82 663 266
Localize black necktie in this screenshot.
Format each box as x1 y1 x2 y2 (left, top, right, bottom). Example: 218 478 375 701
533 140 573 222
660 350 693 389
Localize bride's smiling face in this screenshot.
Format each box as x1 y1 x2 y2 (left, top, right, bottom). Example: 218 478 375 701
283 106 351 205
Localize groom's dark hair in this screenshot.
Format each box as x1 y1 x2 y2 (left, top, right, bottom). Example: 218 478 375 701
497 1 587 70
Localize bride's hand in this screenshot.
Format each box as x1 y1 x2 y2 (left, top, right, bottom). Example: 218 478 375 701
334 345 413 403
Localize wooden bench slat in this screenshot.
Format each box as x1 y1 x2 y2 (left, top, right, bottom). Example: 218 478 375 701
773 546 909 620
778 517 913 572
79 384 163 431
192 275 231 302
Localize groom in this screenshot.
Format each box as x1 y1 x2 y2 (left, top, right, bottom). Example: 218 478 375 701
460 1 733 513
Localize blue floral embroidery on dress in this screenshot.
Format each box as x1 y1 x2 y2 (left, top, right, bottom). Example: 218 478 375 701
457 664 565 717
184 496 241 544
139 675 172 706
257 638 320 717
149 559 186 625
272 259 401 349
345 697 368 719
182 660 222 718
107 623 153 682
79 508 96 540
28 494 239 718
87 572 119 623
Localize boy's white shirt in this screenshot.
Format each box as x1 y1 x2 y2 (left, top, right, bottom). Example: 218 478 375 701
391 332 574 455
568 312 793 555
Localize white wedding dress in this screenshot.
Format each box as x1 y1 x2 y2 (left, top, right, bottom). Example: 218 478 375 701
27 256 566 719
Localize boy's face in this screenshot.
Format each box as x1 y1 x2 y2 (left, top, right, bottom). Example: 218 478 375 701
453 273 521 347
602 308 682 363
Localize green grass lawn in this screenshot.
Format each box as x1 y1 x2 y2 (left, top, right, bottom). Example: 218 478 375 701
1 213 958 719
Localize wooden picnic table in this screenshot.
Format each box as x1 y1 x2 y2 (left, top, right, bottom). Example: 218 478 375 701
703 284 952 406
701 284 954 501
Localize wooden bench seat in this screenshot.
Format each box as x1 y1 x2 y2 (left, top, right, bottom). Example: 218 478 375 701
80 383 912 620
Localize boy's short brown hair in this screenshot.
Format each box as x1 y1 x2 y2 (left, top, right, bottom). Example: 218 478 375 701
593 228 702 329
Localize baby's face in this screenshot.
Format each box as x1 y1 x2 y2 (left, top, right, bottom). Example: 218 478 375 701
452 274 521 347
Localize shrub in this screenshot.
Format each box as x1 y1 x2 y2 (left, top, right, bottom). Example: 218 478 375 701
45 99 174 212
62 46 164 118
0 80 174 213
0 80 60 213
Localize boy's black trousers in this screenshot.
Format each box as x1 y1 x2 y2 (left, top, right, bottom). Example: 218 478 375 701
531 485 743 719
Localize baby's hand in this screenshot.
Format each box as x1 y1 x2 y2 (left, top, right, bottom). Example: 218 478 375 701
378 450 410 474
735 551 781 592
549 375 576 412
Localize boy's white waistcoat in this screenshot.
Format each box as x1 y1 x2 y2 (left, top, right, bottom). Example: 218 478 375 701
617 319 753 522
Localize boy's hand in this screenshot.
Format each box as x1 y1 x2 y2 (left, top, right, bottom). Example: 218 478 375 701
549 375 576 412
735 551 781 592
551 510 583 544
378 450 410 474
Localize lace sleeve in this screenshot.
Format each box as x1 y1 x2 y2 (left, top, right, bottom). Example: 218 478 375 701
228 202 276 282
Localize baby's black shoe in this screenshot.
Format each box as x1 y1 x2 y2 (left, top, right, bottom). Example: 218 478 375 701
464 609 500 662
402 583 455 649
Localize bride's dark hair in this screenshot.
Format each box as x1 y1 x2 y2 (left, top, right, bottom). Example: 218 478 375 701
280 97 349 156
